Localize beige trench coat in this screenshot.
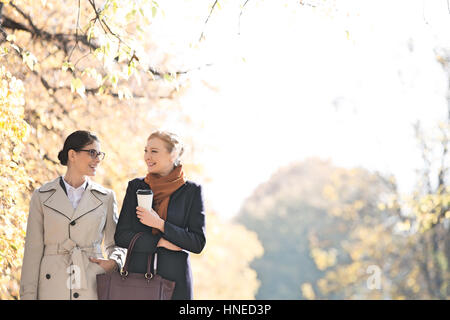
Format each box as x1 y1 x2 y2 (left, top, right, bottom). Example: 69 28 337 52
19 176 126 300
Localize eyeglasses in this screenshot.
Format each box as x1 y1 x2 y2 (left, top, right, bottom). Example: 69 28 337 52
77 149 106 160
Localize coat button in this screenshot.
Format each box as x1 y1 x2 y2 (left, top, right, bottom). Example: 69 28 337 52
73 292 79 298
45 274 51 279
70 221 76 226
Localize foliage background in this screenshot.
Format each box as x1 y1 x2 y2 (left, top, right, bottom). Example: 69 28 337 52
0 0 449 300
0 0 263 299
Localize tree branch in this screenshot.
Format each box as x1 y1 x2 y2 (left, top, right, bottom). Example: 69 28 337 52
2 13 98 54
2 2 210 101
68 0 82 61
9 2 41 36
199 0 218 42
238 0 251 35
1 15 29 32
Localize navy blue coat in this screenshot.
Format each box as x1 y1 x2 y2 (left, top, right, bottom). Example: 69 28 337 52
114 178 206 300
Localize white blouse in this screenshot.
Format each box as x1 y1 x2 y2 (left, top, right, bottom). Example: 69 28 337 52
62 177 88 209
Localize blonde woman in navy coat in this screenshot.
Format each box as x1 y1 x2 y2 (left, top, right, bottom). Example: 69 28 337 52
114 130 206 300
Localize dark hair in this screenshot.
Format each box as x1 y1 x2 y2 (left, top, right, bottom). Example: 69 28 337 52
58 130 99 166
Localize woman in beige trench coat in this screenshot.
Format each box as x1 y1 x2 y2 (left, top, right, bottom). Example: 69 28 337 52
20 130 126 300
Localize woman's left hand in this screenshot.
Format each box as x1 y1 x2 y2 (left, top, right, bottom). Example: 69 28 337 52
136 206 164 231
89 257 118 273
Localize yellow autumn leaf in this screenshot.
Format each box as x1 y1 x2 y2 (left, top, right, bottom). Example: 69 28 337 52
301 283 316 300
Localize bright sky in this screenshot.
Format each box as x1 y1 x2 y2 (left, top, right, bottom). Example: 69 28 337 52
148 0 450 220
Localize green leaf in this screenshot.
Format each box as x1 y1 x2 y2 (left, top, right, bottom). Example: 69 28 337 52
87 25 95 42
110 73 119 89
126 9 137 22
127 65 133 77
152 6 157 18
22 51 37 71
163 73 173 82
112 1 118 14
93 47 104 60
62 61 74 72
117 49 130 63
71 77 86 98
82 68 102 86
6 34 16 42
98 85 105 95
0 46 9 56
10 44 20 53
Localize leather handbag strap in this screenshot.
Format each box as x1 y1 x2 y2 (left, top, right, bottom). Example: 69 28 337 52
121 232 158 278
145 252 158 278
121 232 144 274
147 251 158 275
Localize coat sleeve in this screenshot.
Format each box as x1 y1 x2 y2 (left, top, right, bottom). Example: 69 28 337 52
103 190 126 270
162 184 206 254
114 181 162 253
20 190 44 300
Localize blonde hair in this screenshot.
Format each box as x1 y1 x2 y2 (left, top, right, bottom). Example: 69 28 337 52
147 130 184 166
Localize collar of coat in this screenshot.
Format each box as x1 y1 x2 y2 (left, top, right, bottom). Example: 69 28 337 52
38 176 109 221
39 176 108 194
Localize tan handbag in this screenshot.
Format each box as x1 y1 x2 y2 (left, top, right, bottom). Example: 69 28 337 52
96 232 176 300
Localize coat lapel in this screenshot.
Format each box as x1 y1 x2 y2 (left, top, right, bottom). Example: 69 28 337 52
71 181 106 221
41 177 74 220
166 182 188 224
169 182 187 203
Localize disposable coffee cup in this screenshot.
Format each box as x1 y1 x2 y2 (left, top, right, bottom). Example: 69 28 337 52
136 189 153 212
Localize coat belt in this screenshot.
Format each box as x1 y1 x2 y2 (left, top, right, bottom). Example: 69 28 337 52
43 239 102 290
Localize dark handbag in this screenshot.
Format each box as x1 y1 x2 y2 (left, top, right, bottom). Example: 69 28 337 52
96 232 176 300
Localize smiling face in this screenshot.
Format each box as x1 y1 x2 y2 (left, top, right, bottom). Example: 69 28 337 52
68 141 101 177
144 137 177 177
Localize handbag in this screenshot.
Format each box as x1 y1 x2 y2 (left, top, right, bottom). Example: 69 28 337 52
96 232 176 300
